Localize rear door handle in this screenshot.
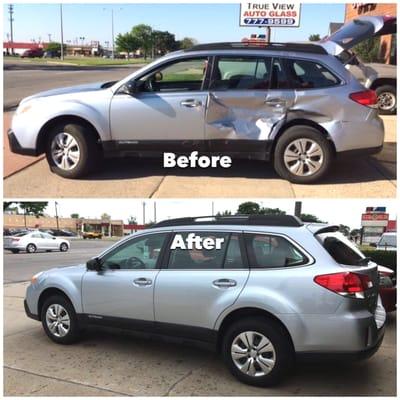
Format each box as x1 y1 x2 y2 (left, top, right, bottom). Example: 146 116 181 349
213 279 237 288
180 99 202 108
133 277 152 287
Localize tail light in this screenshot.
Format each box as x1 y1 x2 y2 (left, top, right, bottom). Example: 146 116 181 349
11 237 20 242
349 90 377 107
314 272 372 299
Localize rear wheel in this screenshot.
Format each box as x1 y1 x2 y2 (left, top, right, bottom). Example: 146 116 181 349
26 243 37 253
274 126 333 184
221 317 294 387
46 122 101 179
376 85 396 115
41 295 81 344
11 249 20 254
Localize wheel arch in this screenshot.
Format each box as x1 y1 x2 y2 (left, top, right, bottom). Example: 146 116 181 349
370 78 396 91
271 119 337 158
36 115 102 154
216 307 295 353
37 287 76 320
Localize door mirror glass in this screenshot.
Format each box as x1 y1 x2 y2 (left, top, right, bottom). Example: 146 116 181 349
119 81 138 95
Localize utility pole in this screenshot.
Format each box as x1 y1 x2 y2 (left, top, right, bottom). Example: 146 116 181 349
153 202 157 223
60 4 64 60
111 8 115 60
55 201 60 230
8 4 14 55
47 33 52 42
294 201 302 218
211 201 215 216
142 202 146 225
266 26 271 43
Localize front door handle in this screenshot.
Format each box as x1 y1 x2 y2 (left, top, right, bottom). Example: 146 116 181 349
133 277 152 287
180 99 202 108
213 279 237 288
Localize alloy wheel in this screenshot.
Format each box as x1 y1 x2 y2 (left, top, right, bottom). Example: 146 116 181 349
231 331 276 377
283 138 324 177
45 304 70 338
51 132 81 171
377 92 396 111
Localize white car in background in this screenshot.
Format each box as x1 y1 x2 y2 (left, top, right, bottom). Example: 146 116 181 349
4 231 70 254
375 232 397 251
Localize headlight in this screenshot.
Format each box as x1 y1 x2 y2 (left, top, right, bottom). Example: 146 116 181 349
31 271 44 284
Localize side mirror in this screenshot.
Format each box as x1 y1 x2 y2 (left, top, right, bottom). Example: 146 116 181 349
87 257 103 271
119 81 138 95
154 71 163 82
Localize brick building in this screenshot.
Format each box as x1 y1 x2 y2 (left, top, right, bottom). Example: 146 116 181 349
345 3 397 64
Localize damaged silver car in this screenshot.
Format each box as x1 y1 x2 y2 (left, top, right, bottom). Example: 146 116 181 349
8 16 395 183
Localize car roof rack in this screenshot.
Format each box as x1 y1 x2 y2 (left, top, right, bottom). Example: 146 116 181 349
184 42 328 55
152 215 303 228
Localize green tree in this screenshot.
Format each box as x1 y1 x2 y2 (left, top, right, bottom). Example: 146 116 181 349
300 213 325 223
46 42 67 53
353 37 381 62
261 207 286 216
115 32 140 59
308 34 321 42
19 202 48 217
4 202 15 211
70 213 79 218
131 24 153 59
178 37 197 49
216 210 232 216
128 216 137 224
237 202 261 215
101 213 111 221
152 30 177 56
339 224 350 237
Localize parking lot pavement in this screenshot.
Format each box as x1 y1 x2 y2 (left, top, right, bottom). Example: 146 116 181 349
3 281 396 396
3 116 396 198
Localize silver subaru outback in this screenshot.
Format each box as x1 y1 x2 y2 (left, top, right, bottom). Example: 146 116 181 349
25 215 386 386
9 16 394 183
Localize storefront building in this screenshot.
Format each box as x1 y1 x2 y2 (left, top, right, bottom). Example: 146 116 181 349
360 206 396 245
345 3 397 64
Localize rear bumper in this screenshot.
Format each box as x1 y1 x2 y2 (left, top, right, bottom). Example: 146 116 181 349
24 299 40 321
8 129 39 156
297 324 385 362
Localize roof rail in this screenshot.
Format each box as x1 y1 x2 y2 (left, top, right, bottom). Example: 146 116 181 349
152 215 303 228
184 42 327 55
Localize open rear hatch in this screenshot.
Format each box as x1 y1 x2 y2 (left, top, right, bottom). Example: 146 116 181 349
310 224 380 314
319 16 396 56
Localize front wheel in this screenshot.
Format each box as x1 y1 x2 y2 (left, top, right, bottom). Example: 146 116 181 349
26 243 37 253
46 122 101 179
60 243 69 252
41 295 81 344
222 317 294 387
274 126 333 184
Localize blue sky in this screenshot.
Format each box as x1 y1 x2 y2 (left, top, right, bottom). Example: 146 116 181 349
3 3 345 45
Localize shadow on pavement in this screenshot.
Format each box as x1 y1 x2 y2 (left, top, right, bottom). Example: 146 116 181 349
84 148 396 184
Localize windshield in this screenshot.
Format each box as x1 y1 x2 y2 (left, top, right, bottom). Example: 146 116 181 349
317 231 369 266
377 235 396 248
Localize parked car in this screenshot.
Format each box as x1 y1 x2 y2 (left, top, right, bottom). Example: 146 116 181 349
82 231 103 239
377 265 396 313
345 57 396 115
375 232 397 251
25 215 385 386
4 231 69 253
43 50 61 58
9 16 395 183
47 229 78 237
20 48 44 58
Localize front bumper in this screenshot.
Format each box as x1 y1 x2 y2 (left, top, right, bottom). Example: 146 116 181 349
336 145 383 159
24 299 40 321
8 129 39 156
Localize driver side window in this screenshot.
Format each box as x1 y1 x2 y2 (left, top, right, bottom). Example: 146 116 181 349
101 233 168 270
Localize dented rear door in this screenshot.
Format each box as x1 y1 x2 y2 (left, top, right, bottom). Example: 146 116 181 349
205 55 295 157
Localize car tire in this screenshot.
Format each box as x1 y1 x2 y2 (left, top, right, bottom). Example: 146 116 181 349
11 249 20 254
60 243 69 252
41 295 81 344
221 316 294 387
376 85 396 115
26 243 37 253
274 125 333 184
46 122 102 179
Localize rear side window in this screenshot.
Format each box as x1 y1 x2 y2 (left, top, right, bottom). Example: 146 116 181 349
167 232 244 269
245 233 307 268
284 59 340 89
211 57 271 90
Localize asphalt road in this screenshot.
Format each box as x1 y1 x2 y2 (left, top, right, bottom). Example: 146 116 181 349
3 239 117 283
4 61 140 109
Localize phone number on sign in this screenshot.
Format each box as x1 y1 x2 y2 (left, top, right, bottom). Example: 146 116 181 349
243 18 297 25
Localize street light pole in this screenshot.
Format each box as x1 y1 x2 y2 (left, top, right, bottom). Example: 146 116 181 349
60 4 64 60
8 4 14 55
111 8 115 59
55 201 60 230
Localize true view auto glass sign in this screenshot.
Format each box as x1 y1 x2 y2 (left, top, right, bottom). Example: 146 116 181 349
240 2 301 27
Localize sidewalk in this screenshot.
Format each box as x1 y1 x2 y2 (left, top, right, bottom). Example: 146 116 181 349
3 112 45 178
